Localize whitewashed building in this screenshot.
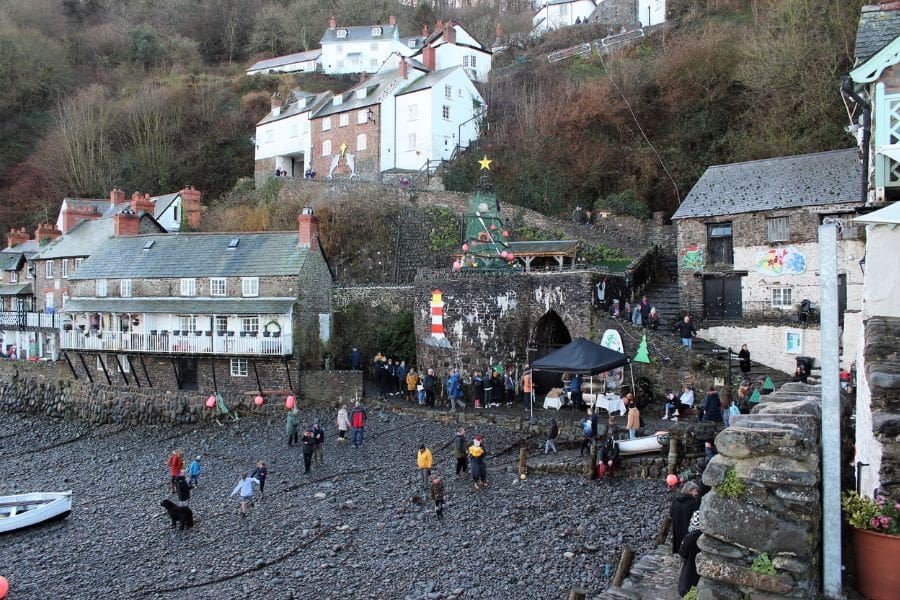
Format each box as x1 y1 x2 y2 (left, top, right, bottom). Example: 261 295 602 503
246 50 321 76
254 91 333 180
532 0 598 35
319 15 421 75
409 20 492 83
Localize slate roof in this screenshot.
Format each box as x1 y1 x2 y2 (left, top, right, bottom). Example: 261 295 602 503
0 252 23 272
321 23 399 45
61 297 296 315
855 4 900 65
68 232 311 279
10 239 40 258
312 65 427 118
508 240 580 255
672 149 861 220
34 218 116 260
247 49 321 73
0 283 32 296
257 91 331 126
395 67 459 96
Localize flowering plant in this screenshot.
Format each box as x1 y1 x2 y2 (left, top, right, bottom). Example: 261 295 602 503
842 491 900 536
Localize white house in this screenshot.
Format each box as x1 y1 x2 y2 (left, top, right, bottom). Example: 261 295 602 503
319 15 419 75
532 0 597 35
246 49 321 76
391 63 484 171
409 20 492 83
637 0 666 27
254 90 333 180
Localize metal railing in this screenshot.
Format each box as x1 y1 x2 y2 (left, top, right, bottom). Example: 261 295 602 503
0 311 60 329
60 330 292 356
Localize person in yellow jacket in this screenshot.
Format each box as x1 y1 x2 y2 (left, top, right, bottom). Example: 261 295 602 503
468 436 488 489
417 445 433 487
406 368 419 403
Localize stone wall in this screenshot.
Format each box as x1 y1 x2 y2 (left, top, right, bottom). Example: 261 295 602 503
696 382 829 599
333 285 417 310
0 359 361 425
589 0 640 28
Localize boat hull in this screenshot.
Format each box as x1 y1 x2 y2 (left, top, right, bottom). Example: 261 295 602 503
0 491 73 533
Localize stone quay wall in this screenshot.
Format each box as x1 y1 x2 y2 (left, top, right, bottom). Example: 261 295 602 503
0 360 360 425
696 382 829 599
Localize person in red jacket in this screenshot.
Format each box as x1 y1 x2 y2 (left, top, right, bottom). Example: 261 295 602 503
167 448 184 494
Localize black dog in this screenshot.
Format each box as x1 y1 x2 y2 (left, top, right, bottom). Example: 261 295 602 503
160 499 194 530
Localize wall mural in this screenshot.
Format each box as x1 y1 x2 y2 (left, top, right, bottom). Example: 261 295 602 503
754 246 807 276
680 244 704 271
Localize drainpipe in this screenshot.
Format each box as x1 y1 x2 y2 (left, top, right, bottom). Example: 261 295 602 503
841 77 871 203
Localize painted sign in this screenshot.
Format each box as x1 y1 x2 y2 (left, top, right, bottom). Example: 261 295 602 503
599 328 624 388
785 330 803 354
426 289 451 348
680 244 704 271
754 246 806 276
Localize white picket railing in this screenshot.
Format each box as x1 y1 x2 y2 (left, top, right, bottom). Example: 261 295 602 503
0 311 60 329
60 330 291 356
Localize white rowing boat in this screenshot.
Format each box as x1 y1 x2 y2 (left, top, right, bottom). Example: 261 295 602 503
0 491 73 533
616 433 665 456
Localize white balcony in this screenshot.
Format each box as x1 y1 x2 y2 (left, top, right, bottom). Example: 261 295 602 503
60 330 292 356
0 311 60 329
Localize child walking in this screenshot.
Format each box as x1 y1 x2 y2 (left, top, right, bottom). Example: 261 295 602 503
251 460 268 496
230 472 260 518
187 456 201 488
430 477 445 519
336 404 350 443
417 445 433 487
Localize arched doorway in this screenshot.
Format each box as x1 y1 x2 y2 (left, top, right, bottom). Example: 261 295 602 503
527 310 572 395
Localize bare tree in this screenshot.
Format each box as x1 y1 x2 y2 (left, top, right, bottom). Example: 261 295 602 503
55 85 116 197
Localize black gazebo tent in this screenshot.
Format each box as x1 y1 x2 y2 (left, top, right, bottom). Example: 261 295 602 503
529 337 633 417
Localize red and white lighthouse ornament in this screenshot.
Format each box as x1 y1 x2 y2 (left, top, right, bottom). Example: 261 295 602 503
426 289 452 348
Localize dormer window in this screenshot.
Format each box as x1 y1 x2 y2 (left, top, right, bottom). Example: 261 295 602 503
336 29 347 39
333 95 343 106
408 39 416 48
356 88 367 100
372 27 382 36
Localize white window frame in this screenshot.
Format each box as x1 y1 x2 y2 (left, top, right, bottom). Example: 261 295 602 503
215 315 228 333
322 117 332 131
120 279 132 298
336 59 344 69
442 105 450 120
241 277 259 297
180 278 196 297
26 263 33 279
766 216 790 242
409 104 417 121
45 261 53 278
408 132 416 151
210 277 226 297
290 124 298 138
322 140 332 156
369 58 378 69
264 129 273 143
241 316 259 333
45 292 54 310
179 315 197 332
96 279 108 297
8 272 17 284
62 259 70 278
771 287 793 309
339 113 349 127
357 133 367 151
371 27 381 37
445 85 452 99
336 30 347 39
357 109 368 124
61 294 69 307
230 358 248 377
75 258 83 270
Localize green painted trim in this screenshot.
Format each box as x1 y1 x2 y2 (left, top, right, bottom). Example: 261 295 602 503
851 36 900 84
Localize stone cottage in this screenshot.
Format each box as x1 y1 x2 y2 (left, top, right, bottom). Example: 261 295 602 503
59 209 332 397
671 149 865 374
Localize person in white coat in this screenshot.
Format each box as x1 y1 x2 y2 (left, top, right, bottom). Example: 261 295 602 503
230 473 260 518
336 404 350 443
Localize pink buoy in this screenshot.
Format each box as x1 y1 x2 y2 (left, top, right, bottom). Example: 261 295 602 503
666 474 679 489
452 261 462 271
500 251 508 259
254 395 264 406
0 575 8 599
285 395 295 409
502 230 509 238
205 396 216 409
490 224 497 230
506 253 515 260
462 243 469 252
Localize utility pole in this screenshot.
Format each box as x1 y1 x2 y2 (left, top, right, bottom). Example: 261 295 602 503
819 222 842 599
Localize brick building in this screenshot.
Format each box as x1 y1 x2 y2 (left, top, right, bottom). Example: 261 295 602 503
59 209 333 396
672 149 865 373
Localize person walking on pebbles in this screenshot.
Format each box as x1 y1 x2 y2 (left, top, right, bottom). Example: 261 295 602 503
175 470 193 506
301 428 315 474
453 427 467 477
251 460 268 497
545 417 559 454
417 445 433 487
187 455 202 488
230 472 260 518
286 410 299 447
468 435 487 490
430 476 445 519
626 394 640 440
312 419 325 467
350 401 367 448
167 448 185 494
336 403 350 443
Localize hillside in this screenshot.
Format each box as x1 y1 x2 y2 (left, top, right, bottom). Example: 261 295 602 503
0 0 863 233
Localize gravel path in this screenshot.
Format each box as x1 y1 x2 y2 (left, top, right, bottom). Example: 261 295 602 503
1 411 670 599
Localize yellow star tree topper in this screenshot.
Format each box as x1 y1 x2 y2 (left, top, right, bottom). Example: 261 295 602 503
478 155 492 170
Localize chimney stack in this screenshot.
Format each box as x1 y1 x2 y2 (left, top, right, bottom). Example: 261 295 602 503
179 186 202 230
61 202 101 234
271 92 284 116
130 192 155 215
297 207 319 250
34 224 62 245
6 227 29 249
423 45 436 71
329 15 336 30
422 24 429 37
399 56 408 79
389 14 396 27
435 19 443 32
445 21 456 44
113 210 141 237
109 187 126 206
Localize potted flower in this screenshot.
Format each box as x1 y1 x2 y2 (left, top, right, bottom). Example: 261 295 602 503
842 491 900 599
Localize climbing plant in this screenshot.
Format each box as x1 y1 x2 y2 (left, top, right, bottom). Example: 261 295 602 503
715 467 746 499
751 553 776 576
424 206 461 253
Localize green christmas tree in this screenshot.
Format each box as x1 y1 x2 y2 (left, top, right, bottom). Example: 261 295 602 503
762 376 775 392
633 335 650 363
453 156 517 271
749 389 762 404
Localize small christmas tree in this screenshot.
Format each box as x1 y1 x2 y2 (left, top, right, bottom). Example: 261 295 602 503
762 376 775 392
633 335 650 363
749 389 761 404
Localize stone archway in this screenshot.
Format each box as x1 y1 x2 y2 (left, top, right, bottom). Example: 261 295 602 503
528 310 572 395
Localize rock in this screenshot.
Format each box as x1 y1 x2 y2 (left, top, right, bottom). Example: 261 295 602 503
714 426 813 460
314 492 327 500
696 554 793 595
563 551 575 559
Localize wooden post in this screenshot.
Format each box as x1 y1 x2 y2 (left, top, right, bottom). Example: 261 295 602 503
668 435 679 475
588 439 598 480
612 547 634 587
656 516 672 548
518 447 528 480
568 588 586 600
